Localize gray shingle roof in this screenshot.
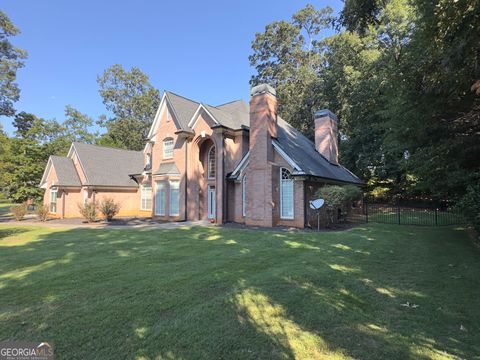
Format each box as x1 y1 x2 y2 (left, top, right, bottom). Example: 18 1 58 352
73 143 143 187
154 162 180 175
276 118 363 184
50 156 81 186
164 92 362 184
165 91 199 131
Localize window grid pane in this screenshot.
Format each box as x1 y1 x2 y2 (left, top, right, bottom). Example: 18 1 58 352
163 138 174 159
50 189 57 213
141 185 152 210
156 182 166 216
208 146 216 179
169 181 180 216
280 168 294 219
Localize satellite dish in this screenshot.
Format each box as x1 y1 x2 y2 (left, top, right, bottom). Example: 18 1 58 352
309 198 325 210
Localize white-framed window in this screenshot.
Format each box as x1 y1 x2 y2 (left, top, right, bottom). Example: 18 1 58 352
145 153 152 170
163 138 174 159
280 168 294 219
208 145 216 179
242 175 247 217
169 180 180 216
155 181 166 216
141 183 152 210
83 189 88 205
50 187 58 213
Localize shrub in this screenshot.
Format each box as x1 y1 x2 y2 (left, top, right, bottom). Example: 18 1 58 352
315 185 363 226
456 184 480 233
98 198 120 221
78 202 97 223
36 204 49 222
11 203 27 221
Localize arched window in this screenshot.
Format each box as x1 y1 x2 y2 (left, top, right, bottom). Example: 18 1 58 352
280 168 294 219
208 146 216 179
163 138 174 159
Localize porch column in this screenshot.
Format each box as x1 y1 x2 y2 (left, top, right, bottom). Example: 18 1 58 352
214 131 225 224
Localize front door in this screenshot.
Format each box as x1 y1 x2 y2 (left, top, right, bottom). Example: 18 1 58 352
207 185 216 219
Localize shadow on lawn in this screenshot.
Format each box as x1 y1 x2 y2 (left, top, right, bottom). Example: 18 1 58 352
0 225 478 359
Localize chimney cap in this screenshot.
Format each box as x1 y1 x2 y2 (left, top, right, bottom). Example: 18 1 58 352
314 109 338 121
250 83 276 97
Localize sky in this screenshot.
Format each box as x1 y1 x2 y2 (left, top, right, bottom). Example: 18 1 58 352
1 0 342 135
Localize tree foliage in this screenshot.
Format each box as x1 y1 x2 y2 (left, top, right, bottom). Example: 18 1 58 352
0 11 27 116
250 1 480 205
97 64 160 150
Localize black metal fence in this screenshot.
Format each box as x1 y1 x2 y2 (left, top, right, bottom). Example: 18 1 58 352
347 198 465 226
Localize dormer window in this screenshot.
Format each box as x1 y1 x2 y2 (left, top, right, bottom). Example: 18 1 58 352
163 138 174 159
208 146 216 179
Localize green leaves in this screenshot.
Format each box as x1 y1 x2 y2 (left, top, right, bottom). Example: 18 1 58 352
0 11 27 117
96 64 161 150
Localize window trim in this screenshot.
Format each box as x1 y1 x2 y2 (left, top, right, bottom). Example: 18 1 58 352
242 175 246 217
140 183 152 211
50 187 58 213
155 181 166 216
207 145 216 180
280 167 294 220
169 180 180 216
163 138 174 159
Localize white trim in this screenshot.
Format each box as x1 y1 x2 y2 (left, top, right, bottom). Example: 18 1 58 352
155 180 166 216
49 187 58 214
207 145 216 180
140 183 152 211
272 140 303 173
39 157 53 188
242 175 247 217
68 144 90 184
279 167 294 220
188 104 220 128
162 137 174 159
230 152 249 178
147 92 167 139
169 180 180 216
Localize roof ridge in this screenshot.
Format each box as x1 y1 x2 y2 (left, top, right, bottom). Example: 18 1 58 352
73 142 142 154
216 99 245 107
165 90 200 105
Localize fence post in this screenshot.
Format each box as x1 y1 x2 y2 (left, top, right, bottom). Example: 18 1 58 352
435 208 438 226
397 205 401 225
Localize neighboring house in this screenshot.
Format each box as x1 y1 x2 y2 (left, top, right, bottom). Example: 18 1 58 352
40 83 363 227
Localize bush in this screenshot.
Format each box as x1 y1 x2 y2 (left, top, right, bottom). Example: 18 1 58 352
315 185 363 226
98 198 120 221
11 203 27 221
36 204 49 222
78 202 97 223
456 184 480 233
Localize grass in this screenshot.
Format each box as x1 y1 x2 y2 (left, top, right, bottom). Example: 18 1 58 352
0 203 13 217
0 224 479 359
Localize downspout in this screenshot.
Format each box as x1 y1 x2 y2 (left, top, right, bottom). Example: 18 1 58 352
223 136 227 223
184 138 188 221
62 189 66 219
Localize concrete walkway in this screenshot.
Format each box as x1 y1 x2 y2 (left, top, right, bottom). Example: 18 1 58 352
0 215 214 230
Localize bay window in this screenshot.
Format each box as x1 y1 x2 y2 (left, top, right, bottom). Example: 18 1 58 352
169 180 180 216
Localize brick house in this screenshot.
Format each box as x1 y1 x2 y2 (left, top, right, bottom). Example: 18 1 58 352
40 83 362 227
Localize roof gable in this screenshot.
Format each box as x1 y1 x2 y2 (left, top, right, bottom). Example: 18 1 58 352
40 156 82 188
72 143 144 187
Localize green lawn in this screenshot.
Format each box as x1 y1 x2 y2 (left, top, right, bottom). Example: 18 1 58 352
0 224 479 359
0 203 13 217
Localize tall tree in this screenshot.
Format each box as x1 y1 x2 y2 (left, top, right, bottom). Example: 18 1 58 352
97 64 160 150
249 5 334 136
0 11 27 116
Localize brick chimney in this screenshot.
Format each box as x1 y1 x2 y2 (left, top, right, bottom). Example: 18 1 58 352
314 109 339 164
246 83 278 227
